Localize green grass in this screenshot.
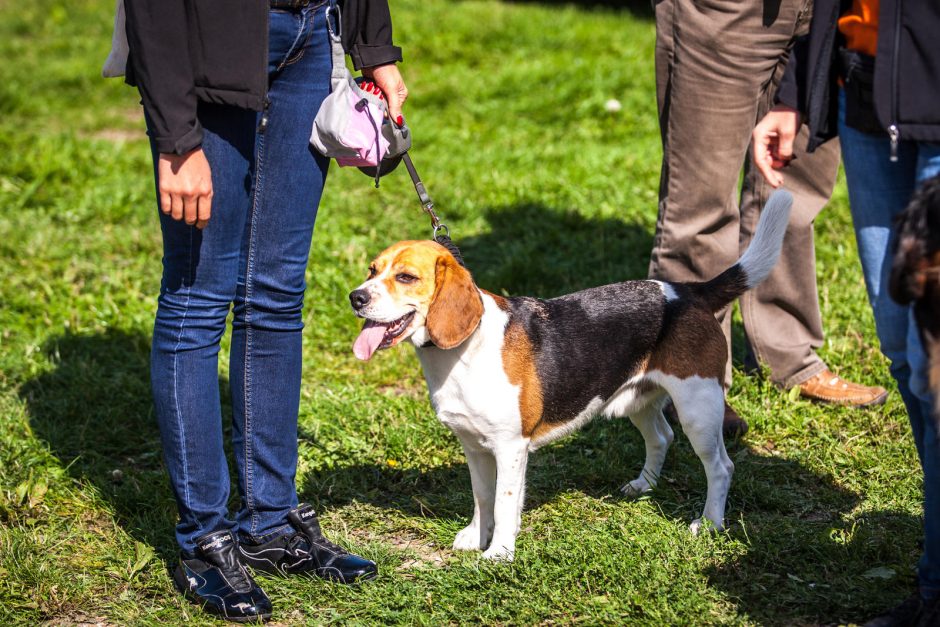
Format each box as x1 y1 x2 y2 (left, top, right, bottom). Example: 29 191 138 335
0 0 923 624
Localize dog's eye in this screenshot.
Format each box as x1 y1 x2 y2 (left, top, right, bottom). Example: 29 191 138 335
396 273 418 284
367 265 377 279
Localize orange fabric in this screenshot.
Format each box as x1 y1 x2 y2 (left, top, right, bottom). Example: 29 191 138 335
838 0 880 57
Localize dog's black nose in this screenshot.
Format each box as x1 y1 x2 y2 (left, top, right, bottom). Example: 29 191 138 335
349 289 371 310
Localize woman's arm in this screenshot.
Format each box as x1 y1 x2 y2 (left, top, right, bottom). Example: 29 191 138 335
124 0 203 155
341 0 403 70
125 0 212 228
342 0 408 126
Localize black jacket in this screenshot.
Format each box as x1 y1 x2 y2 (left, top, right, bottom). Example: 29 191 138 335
124 0 402 155
775 0 940 153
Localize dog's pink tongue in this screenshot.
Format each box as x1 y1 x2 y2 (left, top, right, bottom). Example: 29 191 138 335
353 320 388 361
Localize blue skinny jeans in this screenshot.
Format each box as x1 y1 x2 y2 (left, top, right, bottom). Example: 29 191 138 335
839 90 940 598
148 3 331 554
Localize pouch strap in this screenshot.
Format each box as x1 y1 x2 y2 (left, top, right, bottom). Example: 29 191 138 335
324 4 347 88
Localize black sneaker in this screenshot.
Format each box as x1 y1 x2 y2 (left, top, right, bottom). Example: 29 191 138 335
173 530 272 623
917 594 940 627
238 504 378 584
864 591 925 627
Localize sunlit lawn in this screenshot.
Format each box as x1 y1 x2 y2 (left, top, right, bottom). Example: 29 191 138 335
0 0 922 624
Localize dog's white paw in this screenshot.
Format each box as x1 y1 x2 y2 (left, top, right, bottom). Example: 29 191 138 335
481 543 514 561
620 478 652 498
453 525 489 551
689 518 723 535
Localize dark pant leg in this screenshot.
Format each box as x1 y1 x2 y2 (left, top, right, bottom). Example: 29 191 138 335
737 4 841 388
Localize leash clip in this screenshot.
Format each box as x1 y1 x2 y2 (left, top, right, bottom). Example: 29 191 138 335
423 203 448 241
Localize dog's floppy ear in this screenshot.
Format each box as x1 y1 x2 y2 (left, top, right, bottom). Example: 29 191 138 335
426 254 484 350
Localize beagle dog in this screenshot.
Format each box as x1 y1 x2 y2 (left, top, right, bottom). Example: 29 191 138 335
349 190 793 560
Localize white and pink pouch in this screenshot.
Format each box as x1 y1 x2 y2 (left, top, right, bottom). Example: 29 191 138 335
309 4 410 184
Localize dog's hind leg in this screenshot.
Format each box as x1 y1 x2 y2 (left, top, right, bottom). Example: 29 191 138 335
482 438 529 561
453 442 497 551
666 377 733 533
621 403 674 497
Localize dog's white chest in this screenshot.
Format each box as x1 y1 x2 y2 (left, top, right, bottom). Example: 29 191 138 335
416 296 523 447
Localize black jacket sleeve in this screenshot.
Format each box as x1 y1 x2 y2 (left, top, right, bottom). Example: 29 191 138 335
341 0 403 70
774 35 807 111
124 0 203 155
771 0 847 153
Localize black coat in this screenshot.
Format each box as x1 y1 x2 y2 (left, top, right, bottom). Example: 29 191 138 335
775 0 940 153
124 0 402 155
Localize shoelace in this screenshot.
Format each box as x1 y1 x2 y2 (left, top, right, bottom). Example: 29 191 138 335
287 530 348 557
218 559 254 593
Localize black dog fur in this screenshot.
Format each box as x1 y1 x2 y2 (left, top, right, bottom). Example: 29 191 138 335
889 174 940 420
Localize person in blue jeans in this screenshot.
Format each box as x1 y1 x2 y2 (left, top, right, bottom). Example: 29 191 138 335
123 0 407 620
752 1 940 624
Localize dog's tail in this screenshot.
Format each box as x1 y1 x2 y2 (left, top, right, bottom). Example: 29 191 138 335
687 189 793 313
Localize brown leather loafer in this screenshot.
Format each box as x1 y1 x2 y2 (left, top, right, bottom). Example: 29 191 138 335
722 401 748 439
798 368 888 407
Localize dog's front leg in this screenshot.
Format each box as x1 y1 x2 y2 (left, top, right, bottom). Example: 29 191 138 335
453 441 496 551
481 438 529 561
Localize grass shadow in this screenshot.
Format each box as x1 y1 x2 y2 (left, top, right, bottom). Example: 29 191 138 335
21 330 188 562
457 202 654 298
706 507 922 625
302 417 860 524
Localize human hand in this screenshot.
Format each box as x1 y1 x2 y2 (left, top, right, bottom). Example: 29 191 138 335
752 106 801 188
361 63 408 127
157 148 213 229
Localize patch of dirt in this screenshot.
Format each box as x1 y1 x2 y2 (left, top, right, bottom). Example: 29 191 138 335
42 614 114 627
349 528 451 570
389 532 450 570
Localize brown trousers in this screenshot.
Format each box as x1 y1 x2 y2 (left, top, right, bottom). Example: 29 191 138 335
649 0 842 388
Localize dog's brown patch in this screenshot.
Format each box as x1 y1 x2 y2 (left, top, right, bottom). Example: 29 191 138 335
501 321 544 437
483 290 509 310
648 306 727 380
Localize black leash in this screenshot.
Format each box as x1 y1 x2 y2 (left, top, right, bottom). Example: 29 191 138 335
401 152 466 267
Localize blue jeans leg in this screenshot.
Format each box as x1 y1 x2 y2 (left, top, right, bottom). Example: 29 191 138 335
838 89 940 596
231 5 332 544
149 4 331 554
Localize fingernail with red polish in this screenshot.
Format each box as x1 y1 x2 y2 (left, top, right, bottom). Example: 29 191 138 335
396 115 404 126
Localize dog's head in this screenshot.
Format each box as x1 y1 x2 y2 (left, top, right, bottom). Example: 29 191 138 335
349 240 484 360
